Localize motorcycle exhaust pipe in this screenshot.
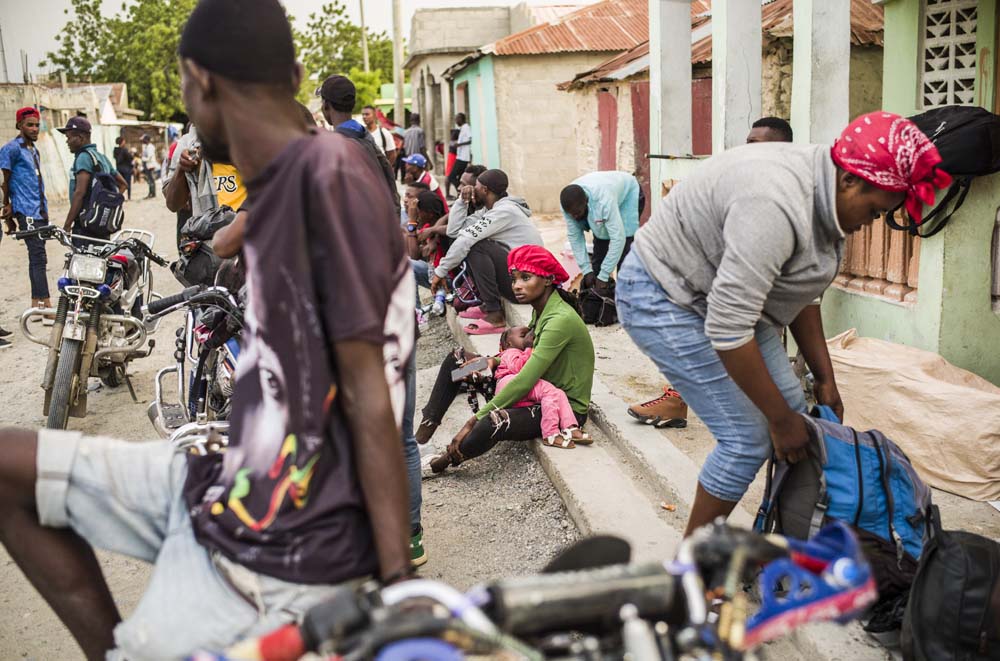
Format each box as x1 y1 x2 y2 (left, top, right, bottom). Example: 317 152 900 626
41 296 70 391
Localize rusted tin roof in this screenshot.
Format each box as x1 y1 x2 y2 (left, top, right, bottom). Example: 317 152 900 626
561 0 883 90
487 0 649 56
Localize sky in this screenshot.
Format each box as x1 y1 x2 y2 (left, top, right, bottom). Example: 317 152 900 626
0 0 557 83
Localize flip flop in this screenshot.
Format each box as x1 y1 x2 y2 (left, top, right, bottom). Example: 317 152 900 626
459 306 487 320
464 320 506 335
543 434 575 449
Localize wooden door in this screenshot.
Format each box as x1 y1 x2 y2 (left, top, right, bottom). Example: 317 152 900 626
598 90 618 170
631 81 652 225
691 77 713 156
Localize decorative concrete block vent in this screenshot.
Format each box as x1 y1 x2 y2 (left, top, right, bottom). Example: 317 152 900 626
921 0 978 108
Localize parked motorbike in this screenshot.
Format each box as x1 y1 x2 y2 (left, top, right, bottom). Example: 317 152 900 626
14 226 167 429
142 283 244 439
209 520 876 661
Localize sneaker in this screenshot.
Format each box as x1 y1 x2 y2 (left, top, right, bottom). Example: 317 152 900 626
410 527 428 568
0 337 10 349
0 326 10 338
627 387 688 428
743 522 877 649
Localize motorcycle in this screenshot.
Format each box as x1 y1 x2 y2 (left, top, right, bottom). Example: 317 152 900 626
207 519 877 661
142 283 244 439
14 226 167 429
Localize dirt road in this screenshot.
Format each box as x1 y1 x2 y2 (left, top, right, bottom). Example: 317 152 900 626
0 197 573 659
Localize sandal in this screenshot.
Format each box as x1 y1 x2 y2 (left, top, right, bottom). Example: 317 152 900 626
543 434 575 449
459 306 487 320
464 320 506 335
564 426 593 446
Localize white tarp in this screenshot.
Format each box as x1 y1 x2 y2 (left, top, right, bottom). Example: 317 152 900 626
827 329 1000 502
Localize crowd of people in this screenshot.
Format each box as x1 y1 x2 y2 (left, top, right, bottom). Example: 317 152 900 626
0 0 954 657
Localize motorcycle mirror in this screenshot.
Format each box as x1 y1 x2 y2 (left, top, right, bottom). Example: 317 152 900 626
542 535 631 573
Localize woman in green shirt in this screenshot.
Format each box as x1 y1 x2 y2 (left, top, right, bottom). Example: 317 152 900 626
421 245 595 472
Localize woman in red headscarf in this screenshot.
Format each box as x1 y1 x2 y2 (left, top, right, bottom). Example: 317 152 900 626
417 245 596 472
615 111 950 538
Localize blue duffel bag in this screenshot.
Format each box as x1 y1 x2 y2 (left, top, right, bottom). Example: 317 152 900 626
754 405 934 603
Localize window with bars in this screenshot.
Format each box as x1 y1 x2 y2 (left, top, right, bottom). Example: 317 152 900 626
920 0 978 109
833 216 921 304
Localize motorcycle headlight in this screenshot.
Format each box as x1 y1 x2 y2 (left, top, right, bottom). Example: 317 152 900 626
68 255 107 283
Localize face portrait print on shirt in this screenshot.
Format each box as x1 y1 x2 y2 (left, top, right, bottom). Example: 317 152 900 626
216 265 332 534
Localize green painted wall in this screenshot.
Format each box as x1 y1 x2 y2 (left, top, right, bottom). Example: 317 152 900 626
451 56 501 169
822 0 1000 384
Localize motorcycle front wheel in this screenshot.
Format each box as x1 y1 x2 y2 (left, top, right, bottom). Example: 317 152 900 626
48 338 82 429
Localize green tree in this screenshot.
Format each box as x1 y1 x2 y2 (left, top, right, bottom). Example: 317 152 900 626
43 0 197 120
296 1 395 108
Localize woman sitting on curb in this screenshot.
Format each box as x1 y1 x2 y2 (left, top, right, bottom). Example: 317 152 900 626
615 111 951 538
418 245 596 472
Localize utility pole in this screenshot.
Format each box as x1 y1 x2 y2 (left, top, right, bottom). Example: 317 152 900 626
359 0 370 72
0 24 9 83
392 0 404 124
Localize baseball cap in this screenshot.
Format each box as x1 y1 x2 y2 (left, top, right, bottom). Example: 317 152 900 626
15 107 39 123
56 116 92 134
402 153 428 169
318 75 356 112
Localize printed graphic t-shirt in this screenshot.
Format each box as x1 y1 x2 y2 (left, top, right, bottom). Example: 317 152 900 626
211 162 248 210
184 130 415 585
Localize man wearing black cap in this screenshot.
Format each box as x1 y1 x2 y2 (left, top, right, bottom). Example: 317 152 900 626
0 2 414 658
430 168 543 332
59 117 127 241
319 74 400 216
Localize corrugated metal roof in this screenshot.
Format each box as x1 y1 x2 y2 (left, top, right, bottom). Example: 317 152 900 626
527 4 590 26
561 0 883 89
487 0 647 56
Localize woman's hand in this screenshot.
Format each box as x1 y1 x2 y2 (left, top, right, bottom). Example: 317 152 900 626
768 411 810 464
452 416 477 447
813 378 844 422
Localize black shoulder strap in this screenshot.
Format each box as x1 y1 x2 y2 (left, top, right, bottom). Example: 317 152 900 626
884 176 973 237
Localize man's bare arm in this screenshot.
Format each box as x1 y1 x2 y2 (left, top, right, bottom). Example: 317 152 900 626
334 340 411 582
213 209 247 258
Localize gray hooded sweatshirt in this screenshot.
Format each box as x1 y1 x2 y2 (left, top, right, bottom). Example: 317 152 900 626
633 143 844 351
434 195 544 278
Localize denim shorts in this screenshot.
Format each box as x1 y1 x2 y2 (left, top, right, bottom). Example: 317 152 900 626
36 430 349 659
615 252 806 503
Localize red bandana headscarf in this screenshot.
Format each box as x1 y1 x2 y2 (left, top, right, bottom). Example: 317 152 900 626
15 107 39 124
831 111 952 224
507 245 570 285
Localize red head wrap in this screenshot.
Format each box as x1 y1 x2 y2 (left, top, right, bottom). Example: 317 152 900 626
16 107 39 124
507 245 570 285
831 112 952 224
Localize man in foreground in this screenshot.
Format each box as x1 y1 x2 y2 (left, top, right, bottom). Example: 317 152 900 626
0 1 414 657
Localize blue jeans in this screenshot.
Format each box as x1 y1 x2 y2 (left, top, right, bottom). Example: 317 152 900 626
615 252 806 503
411 258 431 309
401 351 422 533
15 215 50 299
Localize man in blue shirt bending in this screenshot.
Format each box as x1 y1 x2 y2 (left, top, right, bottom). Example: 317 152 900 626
1 106 52 315
560 171 643 294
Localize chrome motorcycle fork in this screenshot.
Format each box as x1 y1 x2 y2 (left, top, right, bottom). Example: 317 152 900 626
78 304 103 380
41 296 70 391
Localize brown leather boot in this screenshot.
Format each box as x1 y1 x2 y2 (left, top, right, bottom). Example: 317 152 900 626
429 440 465 474
627 387 688 428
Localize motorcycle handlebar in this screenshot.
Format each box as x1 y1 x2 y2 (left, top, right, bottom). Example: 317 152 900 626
145 286 203 316
13 226 57 241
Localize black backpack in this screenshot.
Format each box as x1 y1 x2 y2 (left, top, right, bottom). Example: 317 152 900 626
902 506 1000 660
580 283 618 326
895 106 1000 237
77 149 125 235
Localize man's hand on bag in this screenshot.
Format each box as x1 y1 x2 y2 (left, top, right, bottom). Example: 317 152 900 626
595 277 611 294
813 378 845 422
582 272 597 290
1 203 11 220
769 411 810 464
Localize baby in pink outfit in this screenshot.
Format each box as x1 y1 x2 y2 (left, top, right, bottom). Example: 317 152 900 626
490 326 590 448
